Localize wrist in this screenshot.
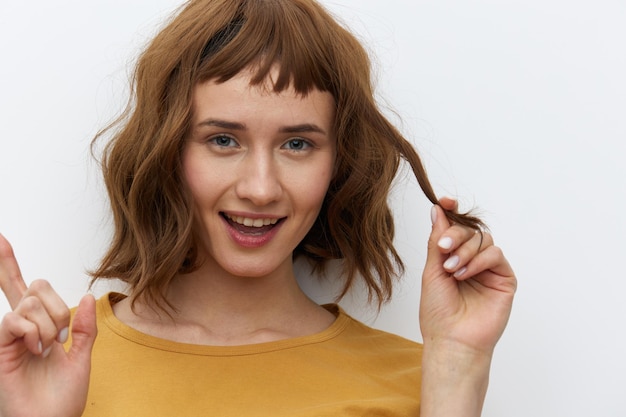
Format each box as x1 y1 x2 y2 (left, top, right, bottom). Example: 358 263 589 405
420 339 493 417
423 336 494 365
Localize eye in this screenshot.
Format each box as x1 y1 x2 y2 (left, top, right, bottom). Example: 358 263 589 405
282 138 312 151
209 135 238 148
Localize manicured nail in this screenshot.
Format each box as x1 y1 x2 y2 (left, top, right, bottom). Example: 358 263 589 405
430 206 437 225
57 327 69 344
443 255 460 270
454 267 467 278
42 346 53 358
438 236 453 250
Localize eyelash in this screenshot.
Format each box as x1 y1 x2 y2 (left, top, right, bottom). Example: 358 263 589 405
209 135 238 148
208 135 313 152
281 138 312 151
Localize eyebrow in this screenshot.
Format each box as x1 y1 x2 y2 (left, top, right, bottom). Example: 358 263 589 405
197 119 246 131
197 119 327 135
279 124 327 135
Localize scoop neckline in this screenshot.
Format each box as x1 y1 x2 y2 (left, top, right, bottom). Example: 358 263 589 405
98 292 352 356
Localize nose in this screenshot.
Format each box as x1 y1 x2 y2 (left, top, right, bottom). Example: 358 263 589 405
235 151 283 206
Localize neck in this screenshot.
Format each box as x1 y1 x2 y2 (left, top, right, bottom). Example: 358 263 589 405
168 257 311 323
117 255 335 346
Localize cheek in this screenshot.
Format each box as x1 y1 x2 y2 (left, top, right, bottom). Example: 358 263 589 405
184 167 202 191
294 163 334 214
181 150 223 205
307 180 331 206
182 161 204 204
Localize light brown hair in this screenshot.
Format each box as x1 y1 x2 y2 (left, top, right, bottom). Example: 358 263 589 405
91 0 483 311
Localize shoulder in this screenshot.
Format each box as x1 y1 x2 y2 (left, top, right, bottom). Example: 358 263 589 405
327 304 423 357
65 292 123 346
68 292 121 322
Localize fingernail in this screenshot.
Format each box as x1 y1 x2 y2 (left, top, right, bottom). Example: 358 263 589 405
430 206 437 225
438 236 453 250
454 267 467 278
37 340 43 354
443 255 460 270
42 346 52 358
57 327 69 344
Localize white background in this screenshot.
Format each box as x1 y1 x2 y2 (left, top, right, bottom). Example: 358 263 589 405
1 1 625 415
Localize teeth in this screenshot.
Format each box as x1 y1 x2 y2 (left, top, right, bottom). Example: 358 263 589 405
227 214 279 228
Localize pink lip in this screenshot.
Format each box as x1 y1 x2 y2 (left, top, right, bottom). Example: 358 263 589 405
223 210 284 220
221 212 285 248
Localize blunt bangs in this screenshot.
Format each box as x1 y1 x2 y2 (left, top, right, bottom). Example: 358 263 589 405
196 0 338 96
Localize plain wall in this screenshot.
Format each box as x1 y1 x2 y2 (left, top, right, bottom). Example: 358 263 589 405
1 1 625 415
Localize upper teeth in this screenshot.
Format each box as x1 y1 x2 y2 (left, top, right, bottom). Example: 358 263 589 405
227 215 279 228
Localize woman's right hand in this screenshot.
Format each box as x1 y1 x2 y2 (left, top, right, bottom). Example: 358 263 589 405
0 233 97 417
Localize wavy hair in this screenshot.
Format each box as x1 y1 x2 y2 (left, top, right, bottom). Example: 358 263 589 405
91 0 484 311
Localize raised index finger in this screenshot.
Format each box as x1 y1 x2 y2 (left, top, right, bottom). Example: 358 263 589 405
0 233 28 309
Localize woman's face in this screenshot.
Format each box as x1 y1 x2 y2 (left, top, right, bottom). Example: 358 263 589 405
182 69 336 278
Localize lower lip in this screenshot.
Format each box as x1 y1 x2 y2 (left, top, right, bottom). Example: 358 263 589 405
223 217 284 248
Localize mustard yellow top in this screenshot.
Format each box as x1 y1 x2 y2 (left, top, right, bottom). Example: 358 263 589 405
80 293 422 416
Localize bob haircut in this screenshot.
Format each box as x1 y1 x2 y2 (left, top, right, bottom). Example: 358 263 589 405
91 0 483 311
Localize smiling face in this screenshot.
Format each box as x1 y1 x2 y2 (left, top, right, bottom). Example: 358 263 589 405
182 69 336 279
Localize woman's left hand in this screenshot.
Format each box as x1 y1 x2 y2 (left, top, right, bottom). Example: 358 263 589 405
419 198 516 356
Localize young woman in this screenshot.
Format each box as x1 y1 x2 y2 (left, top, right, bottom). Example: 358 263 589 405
0 0 516 416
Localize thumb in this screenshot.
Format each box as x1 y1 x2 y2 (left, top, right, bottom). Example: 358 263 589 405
68 294 97 362
424 205 450 279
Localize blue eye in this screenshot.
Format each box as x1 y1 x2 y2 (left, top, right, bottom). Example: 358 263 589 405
210 135 238 147
282 138 311 151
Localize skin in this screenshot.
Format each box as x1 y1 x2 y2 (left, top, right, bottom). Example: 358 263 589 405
420 201 516 416
114 70 338 345
0 71 516 416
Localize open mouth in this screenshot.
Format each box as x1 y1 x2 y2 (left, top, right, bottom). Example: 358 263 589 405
221 213 285 235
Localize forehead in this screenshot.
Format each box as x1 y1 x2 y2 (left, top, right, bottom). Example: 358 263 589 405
192 69 335 128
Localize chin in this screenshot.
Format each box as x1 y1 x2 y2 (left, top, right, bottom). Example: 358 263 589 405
219 257 291 280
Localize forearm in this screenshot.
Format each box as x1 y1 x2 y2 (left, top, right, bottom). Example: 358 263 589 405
420 340 492 417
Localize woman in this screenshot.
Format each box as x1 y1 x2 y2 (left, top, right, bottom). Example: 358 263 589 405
0 0 516 416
